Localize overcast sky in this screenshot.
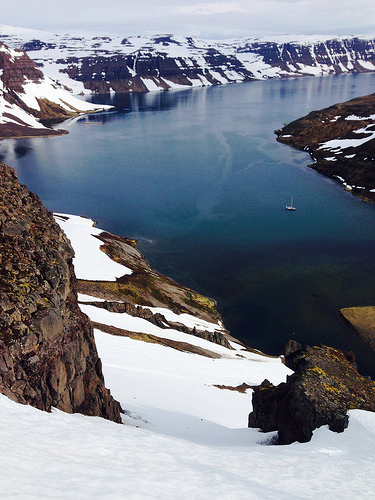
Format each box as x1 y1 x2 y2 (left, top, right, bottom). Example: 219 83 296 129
1 0 375 39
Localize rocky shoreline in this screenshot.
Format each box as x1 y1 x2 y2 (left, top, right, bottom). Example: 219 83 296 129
276 93 375 203
275 95 375 358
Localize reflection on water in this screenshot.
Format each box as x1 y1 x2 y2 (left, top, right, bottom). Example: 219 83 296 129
2 74 375 375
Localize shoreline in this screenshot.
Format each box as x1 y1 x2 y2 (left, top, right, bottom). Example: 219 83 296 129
0 128 69 140
0 107 113 141
275 92 375 204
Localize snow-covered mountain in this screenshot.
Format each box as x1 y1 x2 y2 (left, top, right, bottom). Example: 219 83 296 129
0 40 110 138
1 25 375 94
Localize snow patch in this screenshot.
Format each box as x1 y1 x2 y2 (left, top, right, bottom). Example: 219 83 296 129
54 213 132 280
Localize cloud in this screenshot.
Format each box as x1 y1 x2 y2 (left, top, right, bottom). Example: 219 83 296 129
171 2 248 16
1 0 375 39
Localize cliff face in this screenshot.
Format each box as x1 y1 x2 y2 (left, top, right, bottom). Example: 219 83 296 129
56 45 251 94
242 37 375 75
0 162 121 422
0 42 45 91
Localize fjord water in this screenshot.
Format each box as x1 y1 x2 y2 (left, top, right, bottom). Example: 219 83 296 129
2 74 375 375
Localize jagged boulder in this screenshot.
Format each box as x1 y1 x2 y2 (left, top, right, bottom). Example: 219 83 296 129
0 162 121 422
249 344 375 444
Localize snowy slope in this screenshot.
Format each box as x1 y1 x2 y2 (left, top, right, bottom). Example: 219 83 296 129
1 25 375 94
1 213 374 498
0 41 111 137
1 394 375 499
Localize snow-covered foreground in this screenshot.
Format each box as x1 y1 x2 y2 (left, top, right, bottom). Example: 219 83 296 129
1 214 375 498
94 331 289 442
1 392 375 498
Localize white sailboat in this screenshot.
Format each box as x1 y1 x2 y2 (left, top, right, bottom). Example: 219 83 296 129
286 197 296 211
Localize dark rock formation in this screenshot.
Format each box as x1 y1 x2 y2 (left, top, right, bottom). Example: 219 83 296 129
0 42 44 92
249 344 375 444
0 42 69 138
0 162 121 422
243 37 375 75
56 48 250 94
45 35 375 94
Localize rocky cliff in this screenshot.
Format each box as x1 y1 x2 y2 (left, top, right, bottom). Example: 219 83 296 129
0 162 121 422
249 343 375 444
2 27 375 94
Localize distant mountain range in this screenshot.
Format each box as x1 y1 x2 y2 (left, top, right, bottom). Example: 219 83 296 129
1 25 375 94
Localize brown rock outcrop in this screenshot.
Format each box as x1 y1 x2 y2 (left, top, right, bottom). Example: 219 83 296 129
340 306 375 353
0 42 44 91
249 344 375 444
0 162 121 422
77 231 224 326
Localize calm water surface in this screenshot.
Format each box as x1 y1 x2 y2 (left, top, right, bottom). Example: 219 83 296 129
1 74 375 375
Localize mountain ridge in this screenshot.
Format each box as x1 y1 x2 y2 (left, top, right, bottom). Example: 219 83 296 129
2 25 375 94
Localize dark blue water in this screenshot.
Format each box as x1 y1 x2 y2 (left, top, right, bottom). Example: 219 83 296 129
1 74 375 375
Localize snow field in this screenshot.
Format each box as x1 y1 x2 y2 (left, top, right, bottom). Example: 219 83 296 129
94 330 290 438
1 392 375 499
78 295 225 335
16 77 110 114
